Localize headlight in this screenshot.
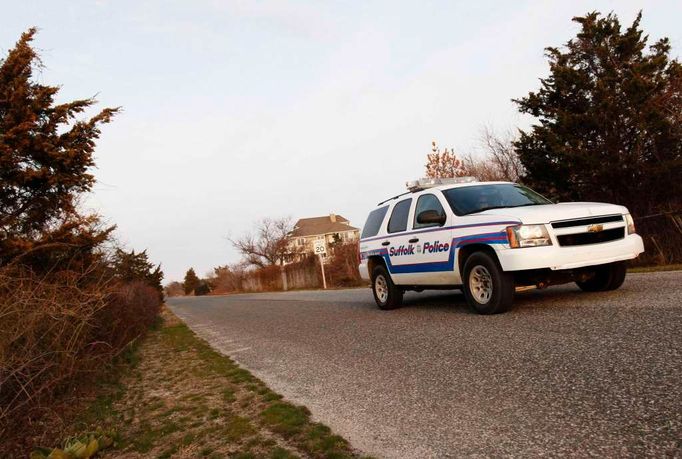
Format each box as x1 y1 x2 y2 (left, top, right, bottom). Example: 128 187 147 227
506 224 552 248
624 213 636 234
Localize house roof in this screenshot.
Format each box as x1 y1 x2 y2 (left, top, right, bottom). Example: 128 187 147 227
291 214 358 237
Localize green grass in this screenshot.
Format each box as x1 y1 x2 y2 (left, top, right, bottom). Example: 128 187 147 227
224 416 256 441
261 402 309 437
305 424 349 455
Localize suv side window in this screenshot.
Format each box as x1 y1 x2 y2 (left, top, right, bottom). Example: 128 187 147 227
413 193 446 229
361 205 389 239
387 199 412 233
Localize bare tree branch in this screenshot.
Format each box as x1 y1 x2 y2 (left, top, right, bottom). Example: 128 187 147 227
479 125 524 182
229 217 298 268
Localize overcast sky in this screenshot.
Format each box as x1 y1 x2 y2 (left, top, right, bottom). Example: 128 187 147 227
4 1 681 281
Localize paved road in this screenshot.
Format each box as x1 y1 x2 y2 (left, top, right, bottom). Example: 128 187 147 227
168 272 682 458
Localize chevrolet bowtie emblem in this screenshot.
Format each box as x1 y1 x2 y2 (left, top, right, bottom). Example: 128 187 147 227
587 224 604 232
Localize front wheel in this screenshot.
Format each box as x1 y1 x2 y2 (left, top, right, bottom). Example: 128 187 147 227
462 252 514 314
576 261 627 292
371 265 403 310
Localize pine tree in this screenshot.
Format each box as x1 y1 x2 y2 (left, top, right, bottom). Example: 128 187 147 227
0 28 119 266
110 248 164 297
514 12 682 214
183 268 200 295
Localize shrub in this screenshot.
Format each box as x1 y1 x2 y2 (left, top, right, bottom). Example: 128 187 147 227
0 266 161 454
326 242 363 287
194 281 211 296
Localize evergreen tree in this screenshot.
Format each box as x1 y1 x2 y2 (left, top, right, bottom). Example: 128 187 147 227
514 12 682 214
0 28 119 266
183 268 200 295
110 248 164 298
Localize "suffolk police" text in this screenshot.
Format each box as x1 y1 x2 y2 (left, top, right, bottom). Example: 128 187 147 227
389 240 450 257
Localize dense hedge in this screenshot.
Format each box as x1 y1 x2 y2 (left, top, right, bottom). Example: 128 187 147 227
0 266 162 454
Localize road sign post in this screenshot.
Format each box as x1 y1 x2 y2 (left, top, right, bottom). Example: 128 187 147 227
313 239 327 289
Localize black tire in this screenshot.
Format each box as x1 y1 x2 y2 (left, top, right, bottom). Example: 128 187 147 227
576 261 627 292
462 251 514 314
371 265 403 310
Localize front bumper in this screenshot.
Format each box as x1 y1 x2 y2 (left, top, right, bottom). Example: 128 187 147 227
497 234 644 271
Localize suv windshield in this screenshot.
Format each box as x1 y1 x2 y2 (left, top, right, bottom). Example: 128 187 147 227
441 184 551 216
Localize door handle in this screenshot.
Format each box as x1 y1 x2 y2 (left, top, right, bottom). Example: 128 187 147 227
408 238 419 243
381 241 390 246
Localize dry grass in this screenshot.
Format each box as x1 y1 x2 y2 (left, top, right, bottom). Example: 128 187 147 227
71 307 365 459
0 266 161 455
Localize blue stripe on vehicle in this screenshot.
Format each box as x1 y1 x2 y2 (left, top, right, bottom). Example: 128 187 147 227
360 231 508 274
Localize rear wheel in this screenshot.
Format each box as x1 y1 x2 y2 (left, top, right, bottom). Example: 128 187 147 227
371 265 403 310
462 252 514 314
576 261 627 292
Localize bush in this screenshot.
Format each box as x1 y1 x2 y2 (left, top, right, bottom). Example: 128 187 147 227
326 242 363 287
633 211 682 265
96 280 163 349
194 281 211 296
0 266 161 454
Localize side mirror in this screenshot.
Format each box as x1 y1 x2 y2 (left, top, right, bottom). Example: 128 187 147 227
417 210 446 226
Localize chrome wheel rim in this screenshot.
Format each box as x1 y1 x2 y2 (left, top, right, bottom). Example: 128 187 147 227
469 265 493 304
375 275 389 303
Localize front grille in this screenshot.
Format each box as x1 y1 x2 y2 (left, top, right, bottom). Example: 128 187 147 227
557 227 625 246
551 214 623 229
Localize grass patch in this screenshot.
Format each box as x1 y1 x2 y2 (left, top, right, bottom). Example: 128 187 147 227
224 416 256 441
223 387 236 402
57 308 360 458
228 367 256 384
131 422 156 453
261 402 309 437
306 423 349 454
270 446 299 459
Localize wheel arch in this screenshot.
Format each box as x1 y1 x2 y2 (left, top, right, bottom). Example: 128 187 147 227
367 255 387 277
457 243 502 273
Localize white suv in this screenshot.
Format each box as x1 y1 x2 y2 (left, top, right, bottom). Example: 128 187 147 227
358 178 645 314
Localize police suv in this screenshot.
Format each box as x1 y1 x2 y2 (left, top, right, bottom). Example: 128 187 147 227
358 177 645 314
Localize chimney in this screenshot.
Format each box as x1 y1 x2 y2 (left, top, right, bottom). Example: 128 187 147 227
330 213 337 223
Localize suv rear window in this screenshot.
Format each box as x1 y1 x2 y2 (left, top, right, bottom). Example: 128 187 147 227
361 205 389 239
387 199 412 233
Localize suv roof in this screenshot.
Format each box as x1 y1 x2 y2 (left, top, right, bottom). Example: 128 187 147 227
377 180 513 206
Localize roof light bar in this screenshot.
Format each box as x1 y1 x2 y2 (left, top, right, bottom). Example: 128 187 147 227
406 176 478 192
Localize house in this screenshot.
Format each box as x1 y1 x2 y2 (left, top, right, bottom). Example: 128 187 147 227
289 213 359 261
